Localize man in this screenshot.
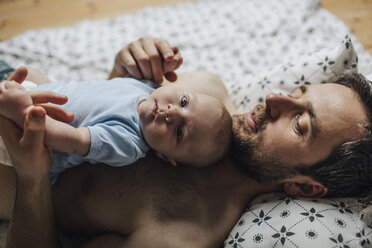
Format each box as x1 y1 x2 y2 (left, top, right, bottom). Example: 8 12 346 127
0 37 371 247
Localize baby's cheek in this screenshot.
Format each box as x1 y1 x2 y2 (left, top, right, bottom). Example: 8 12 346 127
143 123 166 147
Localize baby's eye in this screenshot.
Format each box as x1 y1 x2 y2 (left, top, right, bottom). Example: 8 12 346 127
176 126 184 142
180 96 188 107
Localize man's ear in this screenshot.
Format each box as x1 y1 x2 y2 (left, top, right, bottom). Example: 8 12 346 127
283 177 328 198
155 152 178 166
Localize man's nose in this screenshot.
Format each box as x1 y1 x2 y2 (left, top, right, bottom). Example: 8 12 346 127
265 93 300 119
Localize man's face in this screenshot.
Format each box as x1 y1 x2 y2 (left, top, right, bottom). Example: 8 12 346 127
138 85 227 166
232 83 368 182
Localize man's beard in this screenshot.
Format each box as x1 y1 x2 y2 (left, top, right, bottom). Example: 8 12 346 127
231 104 296 182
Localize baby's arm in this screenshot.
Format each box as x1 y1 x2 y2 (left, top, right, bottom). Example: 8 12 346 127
0 80 90 156
44 117 90 156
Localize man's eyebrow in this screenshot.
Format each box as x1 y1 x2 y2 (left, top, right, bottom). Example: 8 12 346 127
303 86 320 141
308 103 320 140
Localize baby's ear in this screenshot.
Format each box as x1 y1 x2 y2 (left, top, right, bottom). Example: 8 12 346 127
155 152 178 166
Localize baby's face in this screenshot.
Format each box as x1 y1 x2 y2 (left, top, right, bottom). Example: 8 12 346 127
138 85 228 167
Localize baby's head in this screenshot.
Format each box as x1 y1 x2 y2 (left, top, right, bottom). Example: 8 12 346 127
138 85 232 167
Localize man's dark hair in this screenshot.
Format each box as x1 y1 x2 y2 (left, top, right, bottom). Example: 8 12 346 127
298 73 372 197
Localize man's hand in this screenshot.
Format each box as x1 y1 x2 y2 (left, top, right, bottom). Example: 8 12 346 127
110 37 183 84
2 106 61 248
0 106 52 181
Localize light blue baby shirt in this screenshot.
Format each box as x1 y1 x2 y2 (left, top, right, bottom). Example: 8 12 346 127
34 78 156 184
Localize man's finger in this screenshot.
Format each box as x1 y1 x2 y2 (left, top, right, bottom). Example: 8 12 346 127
143 39 164 84
21 106 46 149
163 51 182 73
7 67 28 84
155 39 174 61
173 53 183 70
165 72 178 82
171 46 179 54
129 43 152 80
31 91 68 105
37 103 74 123
119 48 142 79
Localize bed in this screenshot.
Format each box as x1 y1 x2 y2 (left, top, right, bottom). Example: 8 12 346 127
0 0 371 247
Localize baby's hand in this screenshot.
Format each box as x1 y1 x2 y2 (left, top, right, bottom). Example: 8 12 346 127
5 66 74 123
0 80 33 126
113 37 183 84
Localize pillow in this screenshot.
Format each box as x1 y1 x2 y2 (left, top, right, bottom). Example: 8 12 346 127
225 37 372 248
225 193 372 248
228 35 358 113
366 73 372 81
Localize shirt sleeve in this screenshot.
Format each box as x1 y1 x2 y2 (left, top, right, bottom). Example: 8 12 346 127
78 121 148 166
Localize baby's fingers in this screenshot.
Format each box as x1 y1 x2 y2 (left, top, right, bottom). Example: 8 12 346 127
7 67 28 84
37 103 74 123
31 91 68 105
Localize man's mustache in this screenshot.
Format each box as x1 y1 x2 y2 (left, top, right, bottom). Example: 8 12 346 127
232 103 267 136
254 104 267 132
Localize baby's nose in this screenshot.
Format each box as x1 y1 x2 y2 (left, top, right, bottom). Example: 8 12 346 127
157 110 170 122
165 104 181 123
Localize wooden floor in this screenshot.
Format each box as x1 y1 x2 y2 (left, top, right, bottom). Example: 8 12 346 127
0 0 371 55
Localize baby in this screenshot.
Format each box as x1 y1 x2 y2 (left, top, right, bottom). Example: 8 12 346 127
0 71 232 183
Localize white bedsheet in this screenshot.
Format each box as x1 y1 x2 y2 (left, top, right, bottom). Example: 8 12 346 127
0 0 371 86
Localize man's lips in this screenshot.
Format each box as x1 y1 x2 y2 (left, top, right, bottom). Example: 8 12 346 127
246 110 256 132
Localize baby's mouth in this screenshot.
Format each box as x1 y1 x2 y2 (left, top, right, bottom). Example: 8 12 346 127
152 102 158 119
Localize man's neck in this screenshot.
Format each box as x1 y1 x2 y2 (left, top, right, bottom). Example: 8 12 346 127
189 156 281 202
